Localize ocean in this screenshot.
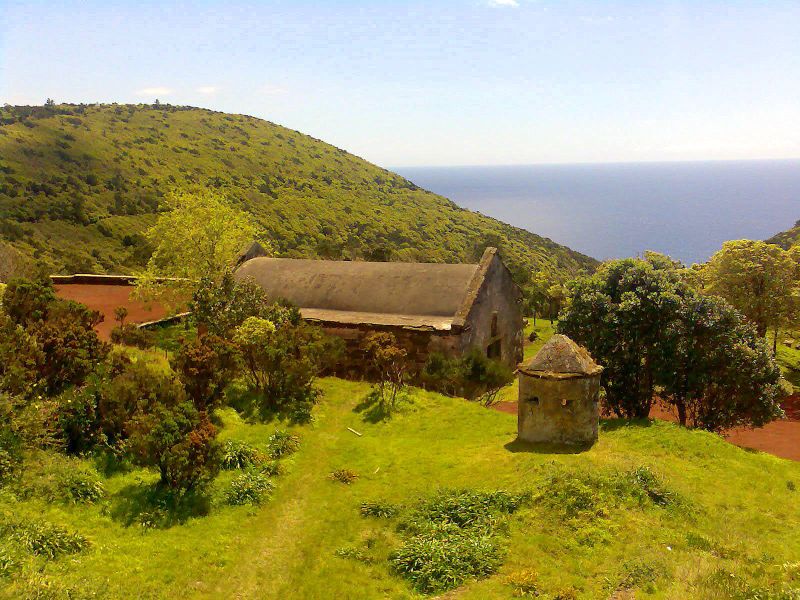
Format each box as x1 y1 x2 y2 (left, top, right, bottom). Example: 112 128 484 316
395 160 800 265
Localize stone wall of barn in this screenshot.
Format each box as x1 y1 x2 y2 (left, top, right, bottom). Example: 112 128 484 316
457 254 524 368
313 322 462 379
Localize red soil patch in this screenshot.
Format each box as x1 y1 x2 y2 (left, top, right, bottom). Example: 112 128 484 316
494 394 800 462
55 284 170 340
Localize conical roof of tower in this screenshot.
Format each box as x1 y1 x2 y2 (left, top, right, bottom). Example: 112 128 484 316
520 334 602 377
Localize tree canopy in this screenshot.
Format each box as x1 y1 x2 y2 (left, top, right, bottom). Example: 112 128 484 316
701 240 800 339
136 189 262 305
558 255 785 430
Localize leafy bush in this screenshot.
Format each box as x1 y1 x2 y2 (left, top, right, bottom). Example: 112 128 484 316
330 469 358 484
421 349 513 403
110 323 155 349
3 520 90 559
361 332 409 411
220 439 262 470
97 359 187 447
267 430 300 459
389 489 530 593
1 277 55 327
190 271 272 339
57 468 105 504
225 471 274 506
128 402 220 492
505 569 541 597
171 334 239 411
28 299 109 395
0 428 21 484
391 523 504 593
360 501 401 518
258 460 284 477
233 312 326 420
404 489 530 533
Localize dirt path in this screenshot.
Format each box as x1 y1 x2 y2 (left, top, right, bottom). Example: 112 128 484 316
55 284 171 340
494 394 800 462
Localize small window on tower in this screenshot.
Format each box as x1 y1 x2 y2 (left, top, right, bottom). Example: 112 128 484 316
490 312 499 337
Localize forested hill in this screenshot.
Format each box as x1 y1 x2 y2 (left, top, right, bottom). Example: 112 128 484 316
0 103 596 283
766 220 800 249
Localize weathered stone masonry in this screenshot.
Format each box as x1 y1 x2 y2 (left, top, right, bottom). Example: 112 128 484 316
234 247 524 373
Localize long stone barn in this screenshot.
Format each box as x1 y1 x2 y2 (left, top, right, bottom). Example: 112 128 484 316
234 247 524 373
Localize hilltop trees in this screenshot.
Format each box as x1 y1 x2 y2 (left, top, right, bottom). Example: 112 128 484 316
701 240 800 346
558 256 785 430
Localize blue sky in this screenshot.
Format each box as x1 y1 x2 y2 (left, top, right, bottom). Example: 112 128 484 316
2 0 799 167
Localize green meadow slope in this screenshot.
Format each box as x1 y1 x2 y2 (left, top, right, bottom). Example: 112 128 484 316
0 103 596 279
767 219 800 249
2 373 798 599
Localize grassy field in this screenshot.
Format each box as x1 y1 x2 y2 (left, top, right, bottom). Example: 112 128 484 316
2 357 799 599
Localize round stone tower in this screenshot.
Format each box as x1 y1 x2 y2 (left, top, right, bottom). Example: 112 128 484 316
517 334 603 445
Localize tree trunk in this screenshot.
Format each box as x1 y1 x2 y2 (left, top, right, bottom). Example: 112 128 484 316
773 328 779 355
676 398 687 427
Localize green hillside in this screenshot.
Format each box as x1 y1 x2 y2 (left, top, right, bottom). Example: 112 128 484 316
0 103 597 280
767 220 800 249
2 372 798 599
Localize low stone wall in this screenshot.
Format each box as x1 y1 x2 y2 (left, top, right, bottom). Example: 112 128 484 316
316 321 461 379
51 274 138 286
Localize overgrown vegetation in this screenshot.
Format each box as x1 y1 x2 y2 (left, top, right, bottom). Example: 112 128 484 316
0 103 596 298
558 254 786 430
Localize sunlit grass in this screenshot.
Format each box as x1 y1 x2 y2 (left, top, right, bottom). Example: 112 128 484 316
2 373 799 598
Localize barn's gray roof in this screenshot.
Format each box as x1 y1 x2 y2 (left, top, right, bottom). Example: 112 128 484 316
234 249 498 330
519 334 603 377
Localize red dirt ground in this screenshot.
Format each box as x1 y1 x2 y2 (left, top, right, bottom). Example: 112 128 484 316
54 284 170 340
494 393 800 462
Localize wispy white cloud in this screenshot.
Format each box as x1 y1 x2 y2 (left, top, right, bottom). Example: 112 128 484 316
260 84 288 96
196 86 218 95
487 0 519 7
135 86 172 96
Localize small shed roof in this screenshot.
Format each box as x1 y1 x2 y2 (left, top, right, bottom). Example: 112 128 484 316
519 334 602 377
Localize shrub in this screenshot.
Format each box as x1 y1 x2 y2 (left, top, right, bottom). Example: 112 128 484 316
390 524 504 593
0 429 21 484
233 312 326 420
110 323 155 349
128 402 220 492
3 520 90 559
57 468 105 504
330 469 358 484
1 277 55 327
225 471 274 505
97 359 187 447
360 501 401 518
267 430 300 459
421 349 513 403
220 439 262 470
258 460 284 477
361 332 409 411
190 271 272 338
505 569 541 597
171 334 239 411
390 489 530 593
405 489 530 533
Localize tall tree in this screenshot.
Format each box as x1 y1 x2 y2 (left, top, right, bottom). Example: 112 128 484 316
558 255 785 429
558 258 683 419
136 189 263 306
701 240 800 344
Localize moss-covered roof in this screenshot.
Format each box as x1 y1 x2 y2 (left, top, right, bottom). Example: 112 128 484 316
520 334 603 377
234 251 499 330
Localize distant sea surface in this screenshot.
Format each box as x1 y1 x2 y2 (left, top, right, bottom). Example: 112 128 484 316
395 160 800 264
